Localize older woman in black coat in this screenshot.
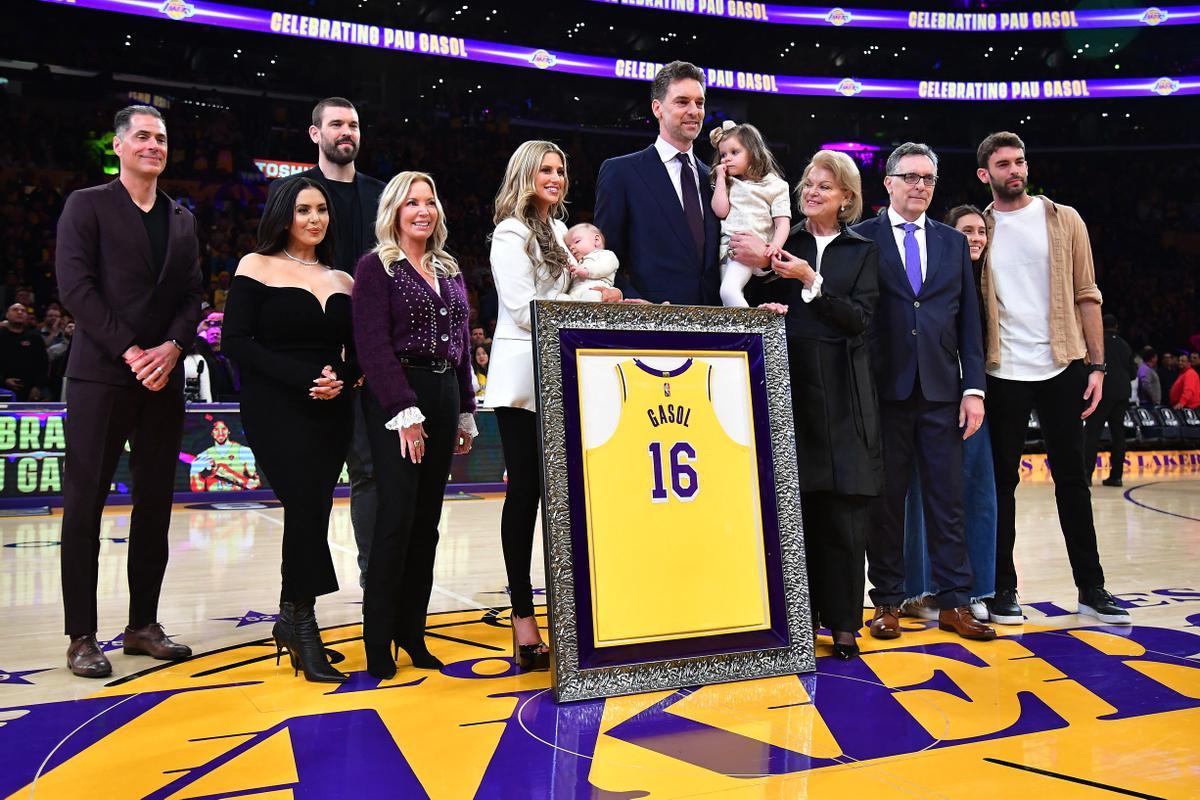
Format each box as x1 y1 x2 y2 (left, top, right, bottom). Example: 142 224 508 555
762 149 883 660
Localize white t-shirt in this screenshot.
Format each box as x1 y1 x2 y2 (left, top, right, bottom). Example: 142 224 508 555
988 198 1064 381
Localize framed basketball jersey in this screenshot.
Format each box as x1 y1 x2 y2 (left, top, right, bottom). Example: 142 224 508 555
531 300 814 703
579 352 770 647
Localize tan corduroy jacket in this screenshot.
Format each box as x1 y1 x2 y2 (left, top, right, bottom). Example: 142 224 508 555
980 195 1102 372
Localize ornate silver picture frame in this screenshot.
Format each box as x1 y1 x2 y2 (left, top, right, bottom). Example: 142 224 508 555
532 300 814 703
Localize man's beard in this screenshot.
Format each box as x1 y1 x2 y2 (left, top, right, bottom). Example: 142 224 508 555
990 174 1026 201
321 137 359 165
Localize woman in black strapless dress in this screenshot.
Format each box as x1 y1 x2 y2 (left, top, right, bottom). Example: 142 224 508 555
223 176 356 683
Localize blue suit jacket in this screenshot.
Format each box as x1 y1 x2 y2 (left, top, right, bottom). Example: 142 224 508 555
852 210 985 403
593 145 720 305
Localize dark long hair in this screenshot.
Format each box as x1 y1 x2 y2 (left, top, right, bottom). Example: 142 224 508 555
944 204 984 229
254 176 338 267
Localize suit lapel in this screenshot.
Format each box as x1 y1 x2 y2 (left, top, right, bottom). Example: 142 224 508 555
158 193 186 286
110 180 154 277
923 221 944 292
697 161 718 255
873 212 911 297
633 146 694 255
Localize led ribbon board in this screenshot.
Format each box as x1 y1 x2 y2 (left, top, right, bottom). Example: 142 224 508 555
36 0 1200 100
585 1 1198 30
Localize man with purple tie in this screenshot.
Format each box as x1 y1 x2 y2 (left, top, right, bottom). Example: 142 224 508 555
593 61 720 305
853 142 995 642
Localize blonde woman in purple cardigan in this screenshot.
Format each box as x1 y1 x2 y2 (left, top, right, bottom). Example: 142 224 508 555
352 171 477 680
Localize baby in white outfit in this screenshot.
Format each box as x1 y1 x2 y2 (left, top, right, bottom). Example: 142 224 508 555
565 223 619 301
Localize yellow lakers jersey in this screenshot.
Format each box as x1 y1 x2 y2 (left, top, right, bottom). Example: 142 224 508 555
581 355 769 648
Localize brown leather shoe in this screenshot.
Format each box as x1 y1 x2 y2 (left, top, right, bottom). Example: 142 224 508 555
67 634 112 678
869 605 902 639
938 606 998 641
123 623 192 660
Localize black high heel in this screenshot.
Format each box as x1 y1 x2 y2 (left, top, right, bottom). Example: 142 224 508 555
365 638 397 680
285 599 347 683
830 630 860 661
397 638 443 670
272 601 295 666
511 614 550 671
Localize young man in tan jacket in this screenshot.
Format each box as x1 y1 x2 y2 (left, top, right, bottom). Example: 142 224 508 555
976 131 1130 627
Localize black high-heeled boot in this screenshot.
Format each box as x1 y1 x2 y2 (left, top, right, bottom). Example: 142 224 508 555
396 637 443 670
272 601 295 666
286 600 347 683
365 636 397 680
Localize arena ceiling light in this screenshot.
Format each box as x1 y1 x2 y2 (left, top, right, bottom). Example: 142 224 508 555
583 1 1196 31
35 0 1200 101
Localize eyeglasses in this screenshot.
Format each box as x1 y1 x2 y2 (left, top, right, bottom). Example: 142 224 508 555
889 173 938 187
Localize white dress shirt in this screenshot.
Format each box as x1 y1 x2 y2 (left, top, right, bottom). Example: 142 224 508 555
654 136 704 214
887 208 984 399
887 206 928 281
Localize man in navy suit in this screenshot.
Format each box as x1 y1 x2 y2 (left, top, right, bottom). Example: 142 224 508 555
593 61 720 305
853 142 995 642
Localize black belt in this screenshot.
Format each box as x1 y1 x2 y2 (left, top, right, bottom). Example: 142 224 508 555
399 355 452 373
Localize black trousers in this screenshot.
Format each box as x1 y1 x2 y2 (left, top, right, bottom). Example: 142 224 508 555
347 389 378 587
1083 387 1128 482
987 360 1105 593
494 407 541 619
61 379 184 636
868 387 972 609
801 491 869 634
362 369 459 655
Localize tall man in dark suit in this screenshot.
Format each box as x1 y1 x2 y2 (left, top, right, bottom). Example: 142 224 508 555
56 105 204 677
267 97 384 588
853 142 995 642
594 61 720 305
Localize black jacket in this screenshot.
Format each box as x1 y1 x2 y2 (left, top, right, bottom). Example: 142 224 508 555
1104 331 1135 402
759 221 884 496
55 180 204 387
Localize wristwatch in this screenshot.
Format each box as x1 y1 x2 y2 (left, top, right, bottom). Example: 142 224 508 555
1087 362 1107 374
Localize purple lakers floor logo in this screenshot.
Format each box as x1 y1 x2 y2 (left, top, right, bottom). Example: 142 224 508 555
2 591 1199 798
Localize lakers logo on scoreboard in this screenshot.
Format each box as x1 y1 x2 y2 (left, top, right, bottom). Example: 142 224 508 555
2 597 1200 797
1140 7 1168 26
837 77 864 97
159 0 196 21
825 8 854 26
529 49 557 69
1153 77 1181 96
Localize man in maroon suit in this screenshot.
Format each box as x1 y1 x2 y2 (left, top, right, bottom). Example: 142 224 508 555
55 105 204 677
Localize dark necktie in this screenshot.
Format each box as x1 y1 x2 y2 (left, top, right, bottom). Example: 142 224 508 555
899 222 923 296
675 152 705 255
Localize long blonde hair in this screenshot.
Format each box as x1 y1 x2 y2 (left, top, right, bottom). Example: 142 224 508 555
492 140 572 280
373 171 459 277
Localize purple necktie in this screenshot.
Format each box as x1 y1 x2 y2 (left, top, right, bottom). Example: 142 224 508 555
900 222 922 296
676 152 705 255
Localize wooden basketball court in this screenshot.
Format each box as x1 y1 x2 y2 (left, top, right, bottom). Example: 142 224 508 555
1 470 1197 798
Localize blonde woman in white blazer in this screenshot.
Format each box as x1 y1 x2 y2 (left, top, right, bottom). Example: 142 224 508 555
484 140 619 669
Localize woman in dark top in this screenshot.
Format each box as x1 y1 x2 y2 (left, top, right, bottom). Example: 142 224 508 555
223 176 355 683
353 171 476 680
764 149 883 660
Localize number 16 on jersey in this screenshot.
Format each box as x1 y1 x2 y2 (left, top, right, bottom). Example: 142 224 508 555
648 441 698 503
